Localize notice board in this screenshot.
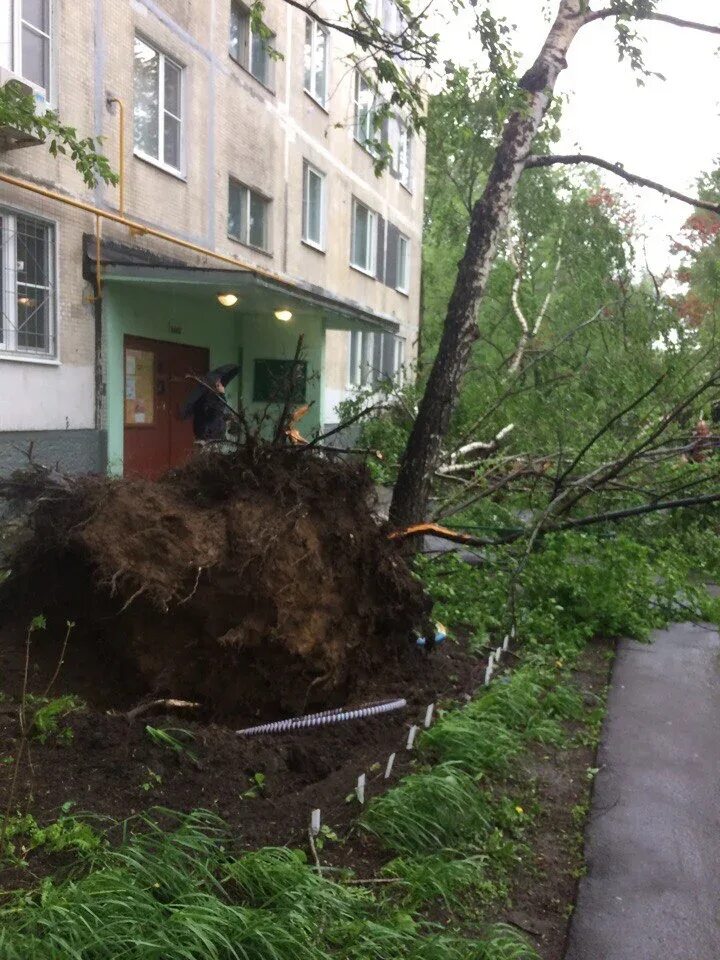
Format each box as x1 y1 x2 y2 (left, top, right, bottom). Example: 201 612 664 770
124 347 155 426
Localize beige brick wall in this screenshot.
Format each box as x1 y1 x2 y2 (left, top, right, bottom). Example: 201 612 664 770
0 0 425 429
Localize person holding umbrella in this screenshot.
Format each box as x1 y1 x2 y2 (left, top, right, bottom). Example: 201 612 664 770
181 364 240 443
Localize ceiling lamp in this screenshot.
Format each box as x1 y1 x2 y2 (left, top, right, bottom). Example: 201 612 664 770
274 309 293 322
217 293 238 307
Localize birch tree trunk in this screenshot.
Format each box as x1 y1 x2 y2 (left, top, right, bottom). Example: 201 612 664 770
389 0 588 529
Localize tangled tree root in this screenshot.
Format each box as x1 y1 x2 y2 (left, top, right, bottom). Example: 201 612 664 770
1 448 431 717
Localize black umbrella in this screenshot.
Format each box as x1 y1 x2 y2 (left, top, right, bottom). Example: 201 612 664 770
180 364 240 420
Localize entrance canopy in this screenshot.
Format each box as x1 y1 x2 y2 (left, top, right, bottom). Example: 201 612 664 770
99 262 400 336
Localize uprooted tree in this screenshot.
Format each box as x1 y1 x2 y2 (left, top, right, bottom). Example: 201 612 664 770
388 0 720 528
264 0 720 527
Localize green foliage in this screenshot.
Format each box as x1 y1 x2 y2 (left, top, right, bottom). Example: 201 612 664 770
145 725 198 765
0 86 117 187
418 527 720 660
28 694 84 744
361 764 496 855
0 811 538 960
2 812 103 864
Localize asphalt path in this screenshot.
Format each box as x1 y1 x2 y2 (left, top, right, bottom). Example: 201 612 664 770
565 622 720 960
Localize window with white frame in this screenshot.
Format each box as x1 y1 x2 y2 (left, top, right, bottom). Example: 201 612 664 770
0 210 56 357
304 17 328 106
389 116 412 189
396 233 410 293
348 330 404 387
229 1 275 88
133 36 183 173
350 199 377 275
228 178 271 251
353 71 380 151
302 161 325 249
0 0 52 97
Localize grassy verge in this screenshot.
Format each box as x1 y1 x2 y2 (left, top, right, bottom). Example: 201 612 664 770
1 526 718 959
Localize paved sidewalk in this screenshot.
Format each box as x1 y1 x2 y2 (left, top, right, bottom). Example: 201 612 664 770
565 622 720 960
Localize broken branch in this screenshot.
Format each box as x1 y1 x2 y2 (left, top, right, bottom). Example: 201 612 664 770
525 154 720 215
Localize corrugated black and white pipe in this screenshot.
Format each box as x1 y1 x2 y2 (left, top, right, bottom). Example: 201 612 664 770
236 698 408 737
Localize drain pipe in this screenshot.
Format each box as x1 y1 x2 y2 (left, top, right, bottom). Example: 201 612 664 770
236 698 407 737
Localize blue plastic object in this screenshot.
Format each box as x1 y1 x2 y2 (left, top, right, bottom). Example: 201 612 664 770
415 623 447 648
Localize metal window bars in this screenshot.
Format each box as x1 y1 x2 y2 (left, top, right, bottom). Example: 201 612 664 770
0 212 56 357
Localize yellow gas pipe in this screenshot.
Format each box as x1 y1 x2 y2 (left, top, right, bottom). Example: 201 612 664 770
0 171 283 282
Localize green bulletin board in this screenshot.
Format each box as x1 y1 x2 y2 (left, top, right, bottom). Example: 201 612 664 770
253 359 308 403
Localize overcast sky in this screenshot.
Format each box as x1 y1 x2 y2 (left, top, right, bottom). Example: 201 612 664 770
439 1 720 274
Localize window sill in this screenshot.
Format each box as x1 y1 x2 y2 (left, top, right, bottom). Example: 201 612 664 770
0 352 59 366
350 263 377 281
302 238 326 255
395 286 410 298
227 233 273 257
303 88 329 114
353 136 381 161
229 55 276 96
133 150 186 182
400 181 413 196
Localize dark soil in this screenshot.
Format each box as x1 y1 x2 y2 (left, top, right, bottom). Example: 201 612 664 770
0 617 483 881
0 449 431 717
0 615 609 960
502 640 611 960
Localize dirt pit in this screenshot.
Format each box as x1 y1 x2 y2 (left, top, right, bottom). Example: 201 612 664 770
0 447 430 719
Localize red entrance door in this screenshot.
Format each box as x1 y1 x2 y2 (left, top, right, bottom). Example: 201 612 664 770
123 336 209 478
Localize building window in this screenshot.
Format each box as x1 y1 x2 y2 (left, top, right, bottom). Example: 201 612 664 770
354 71 380 152
229 1 275 89
396 233 410 293
389 116 412 189
351 199 377 275
133 36 183 173
228 178 270 251
349 331 404 387
302 161 325 250
304 17 328 106
0 210 56 358
0 0 52 98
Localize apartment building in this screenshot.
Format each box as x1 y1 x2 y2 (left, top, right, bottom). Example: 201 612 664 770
0 0 424 477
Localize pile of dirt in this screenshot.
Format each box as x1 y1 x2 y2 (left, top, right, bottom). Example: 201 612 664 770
0 448 430 717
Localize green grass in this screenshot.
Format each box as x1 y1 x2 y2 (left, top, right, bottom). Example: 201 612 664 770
0 811 538 960
13 526 707 959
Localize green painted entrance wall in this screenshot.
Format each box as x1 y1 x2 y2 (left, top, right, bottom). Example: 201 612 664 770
104 280 324 474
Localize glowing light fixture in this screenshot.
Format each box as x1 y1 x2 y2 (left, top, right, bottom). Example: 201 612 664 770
217 293 238 307
274 309 293 322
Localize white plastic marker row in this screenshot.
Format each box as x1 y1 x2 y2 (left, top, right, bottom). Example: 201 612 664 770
485 633 512 685
308 626 516 838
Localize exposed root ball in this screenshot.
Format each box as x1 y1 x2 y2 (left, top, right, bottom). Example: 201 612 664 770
2 449 430 715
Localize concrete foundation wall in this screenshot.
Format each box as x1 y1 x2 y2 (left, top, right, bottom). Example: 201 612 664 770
0 429 106 474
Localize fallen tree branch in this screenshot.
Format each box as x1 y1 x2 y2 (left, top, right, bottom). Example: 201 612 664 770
525 154 720 215
301 404 387 450
585 9 720 37
548 491 720 533
438 424 515 475
122 698 202 723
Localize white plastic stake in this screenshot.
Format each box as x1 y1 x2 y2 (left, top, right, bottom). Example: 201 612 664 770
406 725 419 750
484 664 492 686
495 646 502 662
502 634 510 652
310 809 321 836
488 652 495 671
510 624 516 638
384 752 396 779
424 703 435 728
356 773 366 804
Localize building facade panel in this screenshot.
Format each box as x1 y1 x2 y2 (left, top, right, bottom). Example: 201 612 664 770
0 0 425 472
